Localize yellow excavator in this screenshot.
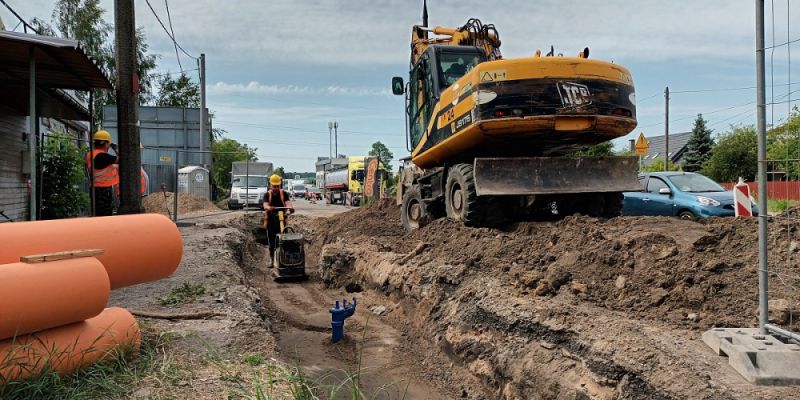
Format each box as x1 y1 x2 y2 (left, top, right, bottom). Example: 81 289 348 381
392 2 640 230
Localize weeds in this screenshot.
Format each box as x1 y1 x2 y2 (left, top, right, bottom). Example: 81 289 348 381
244 315 410 400
768 199 799 213
159 282 207 306
243 353 265 367
0 326 189 400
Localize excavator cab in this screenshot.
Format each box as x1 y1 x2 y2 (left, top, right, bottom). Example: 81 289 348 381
394 45 487 151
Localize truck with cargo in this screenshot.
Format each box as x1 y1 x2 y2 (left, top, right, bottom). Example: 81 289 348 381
325 156 387 206
228 161 274 209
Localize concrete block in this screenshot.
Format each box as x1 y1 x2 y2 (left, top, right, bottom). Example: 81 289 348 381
703 327 800 385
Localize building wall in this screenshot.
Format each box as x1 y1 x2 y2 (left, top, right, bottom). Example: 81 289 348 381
0 115 29 221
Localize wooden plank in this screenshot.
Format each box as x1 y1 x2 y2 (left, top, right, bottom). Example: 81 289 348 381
20 249 105 264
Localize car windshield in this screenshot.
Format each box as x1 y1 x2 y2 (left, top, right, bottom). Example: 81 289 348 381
293 184 305 191
667 174 725 193
232 176 267 187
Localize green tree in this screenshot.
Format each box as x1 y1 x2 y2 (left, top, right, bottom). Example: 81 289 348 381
50 0 159 120
682 114 714 172
368 141 394 170
156 72 199 107
274 167 285 177
703 125 757 182
211 138 258 191
766 107 800 179
641 158 680 173
40 135 89 219
572 141 614 156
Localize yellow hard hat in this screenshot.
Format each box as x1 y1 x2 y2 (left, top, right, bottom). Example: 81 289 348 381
269 174 281 185
93 130 112 142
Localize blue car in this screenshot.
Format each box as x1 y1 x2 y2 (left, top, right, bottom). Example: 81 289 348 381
622 172 758 219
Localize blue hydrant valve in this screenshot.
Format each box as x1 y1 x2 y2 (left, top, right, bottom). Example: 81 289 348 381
330 297 357 343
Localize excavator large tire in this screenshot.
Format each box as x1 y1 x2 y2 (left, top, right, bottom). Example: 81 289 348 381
401 185 430 232
445 164 486 226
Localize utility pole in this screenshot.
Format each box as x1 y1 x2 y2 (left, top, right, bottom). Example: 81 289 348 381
664 86 669 172
755 0 769 335
199 53 209 198
334 121 338 157
199 53 207 167
114 0 141 214
328 122 333 160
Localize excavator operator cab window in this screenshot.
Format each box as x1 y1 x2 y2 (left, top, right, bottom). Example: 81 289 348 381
408 55 434 149
438 51 484 88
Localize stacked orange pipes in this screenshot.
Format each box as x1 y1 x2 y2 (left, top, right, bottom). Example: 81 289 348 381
0 214 182 382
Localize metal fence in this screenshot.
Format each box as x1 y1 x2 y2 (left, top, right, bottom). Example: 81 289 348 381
763 155 800 338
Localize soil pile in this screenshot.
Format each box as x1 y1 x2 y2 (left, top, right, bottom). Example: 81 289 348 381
143 192 220 216
307 203 799 399
312 204 800 329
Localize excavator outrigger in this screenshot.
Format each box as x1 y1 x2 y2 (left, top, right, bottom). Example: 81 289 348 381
392 1 641 231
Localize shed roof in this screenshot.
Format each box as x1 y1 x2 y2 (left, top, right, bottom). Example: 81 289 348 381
0 31 111 90
0 31 112 120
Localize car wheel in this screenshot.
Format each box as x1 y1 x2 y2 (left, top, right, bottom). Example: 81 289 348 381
678 210 696 220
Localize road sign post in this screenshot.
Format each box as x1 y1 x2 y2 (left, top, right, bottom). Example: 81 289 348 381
634 132 649 171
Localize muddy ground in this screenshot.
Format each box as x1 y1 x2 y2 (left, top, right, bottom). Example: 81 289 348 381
109 200 800 399
304 201 800 399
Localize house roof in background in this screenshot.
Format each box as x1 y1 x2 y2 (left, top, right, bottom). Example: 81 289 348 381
642 132 692 165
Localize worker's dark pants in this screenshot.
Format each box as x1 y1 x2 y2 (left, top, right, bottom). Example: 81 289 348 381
267 215 280 263
95 186 113 216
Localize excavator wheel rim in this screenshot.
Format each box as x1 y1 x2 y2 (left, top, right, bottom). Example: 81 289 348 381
451 185 464 213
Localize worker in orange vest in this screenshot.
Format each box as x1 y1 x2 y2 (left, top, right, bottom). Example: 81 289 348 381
86 130 119 216
262 174 294 264
116 144 148 197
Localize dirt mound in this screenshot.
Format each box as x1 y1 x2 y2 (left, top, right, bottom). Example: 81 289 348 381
307 208 800 399
305 200 409 262
143 192 220 216
311 208 799 329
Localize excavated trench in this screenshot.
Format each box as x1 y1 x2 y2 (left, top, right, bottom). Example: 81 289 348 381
219 203 800 399
227 214 458 399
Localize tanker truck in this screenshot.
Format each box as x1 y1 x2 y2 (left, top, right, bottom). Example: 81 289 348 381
325 156 387 206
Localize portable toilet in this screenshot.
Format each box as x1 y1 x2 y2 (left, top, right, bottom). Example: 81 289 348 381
177 166 210 199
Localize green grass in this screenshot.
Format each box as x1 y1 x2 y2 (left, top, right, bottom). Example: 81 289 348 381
243 353 265 367
767 199 800 213
0 326 190 400
243 315 410 400
159 282 207 306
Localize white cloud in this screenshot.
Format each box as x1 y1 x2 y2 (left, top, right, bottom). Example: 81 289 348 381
7 0 796 67
208 81 390 97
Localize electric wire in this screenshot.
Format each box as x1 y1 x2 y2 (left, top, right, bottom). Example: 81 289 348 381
163 0 182 70
143 0 197 60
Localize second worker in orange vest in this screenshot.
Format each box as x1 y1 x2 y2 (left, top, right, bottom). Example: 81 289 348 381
86 130 119 216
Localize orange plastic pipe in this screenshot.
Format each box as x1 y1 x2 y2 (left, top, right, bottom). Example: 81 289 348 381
0 214 182 289
0 258 110 341
0 307 140 383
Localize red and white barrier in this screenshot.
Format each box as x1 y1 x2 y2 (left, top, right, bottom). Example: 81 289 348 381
733 178 753 217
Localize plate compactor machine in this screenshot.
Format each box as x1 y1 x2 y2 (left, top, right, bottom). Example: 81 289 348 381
255 208 308 282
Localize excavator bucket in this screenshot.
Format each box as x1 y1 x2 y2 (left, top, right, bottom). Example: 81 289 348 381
473 156 641 196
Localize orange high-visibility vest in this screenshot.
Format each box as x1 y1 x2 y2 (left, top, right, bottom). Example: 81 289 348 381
85 149 119 188
115 168 148 196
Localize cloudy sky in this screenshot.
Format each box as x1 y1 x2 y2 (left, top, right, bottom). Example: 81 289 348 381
3 0 799 171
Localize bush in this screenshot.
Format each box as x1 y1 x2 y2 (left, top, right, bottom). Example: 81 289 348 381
702 125 757 182
40 135 89 219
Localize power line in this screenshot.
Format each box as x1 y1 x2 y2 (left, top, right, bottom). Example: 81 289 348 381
143 0 197 59
637 91 662 103
0 0 38 34
163 0 182 70
671 85 757 94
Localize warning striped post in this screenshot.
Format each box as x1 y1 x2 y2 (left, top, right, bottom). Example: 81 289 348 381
733 178 753 217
